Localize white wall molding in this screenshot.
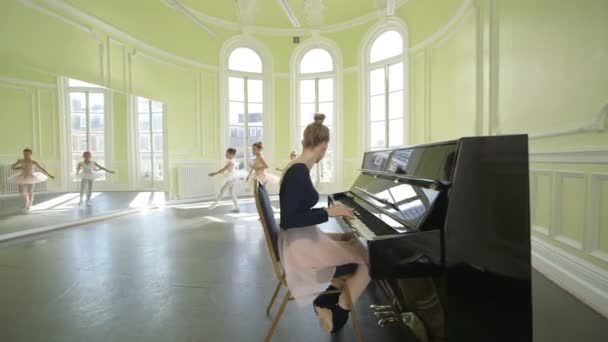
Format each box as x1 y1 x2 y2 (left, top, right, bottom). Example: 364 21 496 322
164 0 216 37
409 0 473 53
530 169 553 236
552 171 586 251
528 103 608 140
278 0 301 28
529 149 608 164
532 236 608 319
588 173 608 263
0 77 56 89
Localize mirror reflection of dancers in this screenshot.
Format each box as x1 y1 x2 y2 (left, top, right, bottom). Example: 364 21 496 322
246 142 279 185
208 148 242 213
276 150 298 173
76 151 115 206
278 113 369 333
9 148 55 212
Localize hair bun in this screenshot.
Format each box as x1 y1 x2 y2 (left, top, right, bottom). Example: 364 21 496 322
313 113 326 124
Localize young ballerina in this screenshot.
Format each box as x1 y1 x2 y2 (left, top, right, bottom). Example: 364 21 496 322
9 148 55 211
276 150 298 173
279 113 370 333
76 151 115 206
246 142 279 185
208 148 241 212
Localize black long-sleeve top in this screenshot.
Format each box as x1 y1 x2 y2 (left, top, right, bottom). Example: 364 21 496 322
279 163 328 229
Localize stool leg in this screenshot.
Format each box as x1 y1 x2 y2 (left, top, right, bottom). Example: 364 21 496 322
343 284 363 342
265 290 290 342
266 281 283 316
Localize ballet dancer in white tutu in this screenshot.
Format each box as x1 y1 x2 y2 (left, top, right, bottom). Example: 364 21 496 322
208 148 246 212
9 148 55 211
246 141 280 186
75 151 115 206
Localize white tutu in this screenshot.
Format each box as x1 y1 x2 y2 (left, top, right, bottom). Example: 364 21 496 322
278 225 369 306
77 170 104 180
8 171 48 185
225 169 248 182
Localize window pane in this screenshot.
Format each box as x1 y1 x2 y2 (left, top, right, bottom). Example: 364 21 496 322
388 91 403 119
300 48 333 74
229 101 245 125
300 103 316 126
151 101 163 113
370 94 386 122
139 154 152 180
72 135 87 152
139 134 150 152
318 78 334 102
137 98 149 113
248 104 263 125
388 119 404 147
318 102 334 124
89 114 104 133
139 114 150 131
247 79 263 103
319 150 334 182
90 134 104 153
229 77 245 101
152 113 163 132
370 30 403 63
70 92 86 112
88 93 104 113
153 155 164 181
249 127 263 144
71 113 86 132
153 134 163 152
229 126 245 154
370 68 385 96
228 47 262 73
389 62 403 91
300 79 315 103
370 121 386 148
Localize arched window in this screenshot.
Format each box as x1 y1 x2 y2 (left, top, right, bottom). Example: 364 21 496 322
367 30 405 150
296 48 336 186
227 47 264 169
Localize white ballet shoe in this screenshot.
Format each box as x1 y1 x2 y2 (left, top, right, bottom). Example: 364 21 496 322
208 203 218 210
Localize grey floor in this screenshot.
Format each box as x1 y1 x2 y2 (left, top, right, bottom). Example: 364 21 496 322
0 191 166 236
0 198 606 341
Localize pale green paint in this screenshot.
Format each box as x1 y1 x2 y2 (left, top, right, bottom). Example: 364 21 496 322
410 51 427 144
559 176 586 244
532 174 552 230
428 8 477 141
397 0 464 45
601 181 608 253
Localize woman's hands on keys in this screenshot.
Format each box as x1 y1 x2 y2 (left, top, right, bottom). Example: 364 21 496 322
326 204 355 218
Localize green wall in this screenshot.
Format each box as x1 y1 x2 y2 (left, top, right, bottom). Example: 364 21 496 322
407 0 608 285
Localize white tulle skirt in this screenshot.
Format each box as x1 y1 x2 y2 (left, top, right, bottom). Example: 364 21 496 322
278 225 369 306
77 171 104 181
8 171 48 185
225 170 248 182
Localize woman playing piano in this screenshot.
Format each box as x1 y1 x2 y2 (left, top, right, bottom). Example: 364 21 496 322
279 113 370 333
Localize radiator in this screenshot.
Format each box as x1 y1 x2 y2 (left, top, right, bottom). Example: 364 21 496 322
177 163 217 199
0 164 48 193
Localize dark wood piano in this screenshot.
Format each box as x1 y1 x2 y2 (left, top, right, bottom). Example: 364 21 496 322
330 135 532 341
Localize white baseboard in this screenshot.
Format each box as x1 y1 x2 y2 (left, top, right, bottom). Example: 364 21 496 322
532 236 608 318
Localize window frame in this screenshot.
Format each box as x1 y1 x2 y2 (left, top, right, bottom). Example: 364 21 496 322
291 39 342 192
132 96 168 190
360 20 409 153
61 77 112 190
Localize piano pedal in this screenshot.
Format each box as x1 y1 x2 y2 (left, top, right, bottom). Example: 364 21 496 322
370 304 392 310
374 311 397 318
378 317 400 326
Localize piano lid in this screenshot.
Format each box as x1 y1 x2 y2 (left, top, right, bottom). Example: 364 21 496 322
362 141 457 182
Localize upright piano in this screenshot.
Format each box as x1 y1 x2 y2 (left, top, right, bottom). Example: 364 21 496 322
330 135 532 341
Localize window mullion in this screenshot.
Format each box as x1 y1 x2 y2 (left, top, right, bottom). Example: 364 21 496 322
244 77 249 163
384 64 390 148
149 99 154 188
85 91 90 152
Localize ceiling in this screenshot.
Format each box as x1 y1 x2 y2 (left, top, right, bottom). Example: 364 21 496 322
166 0 408 33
